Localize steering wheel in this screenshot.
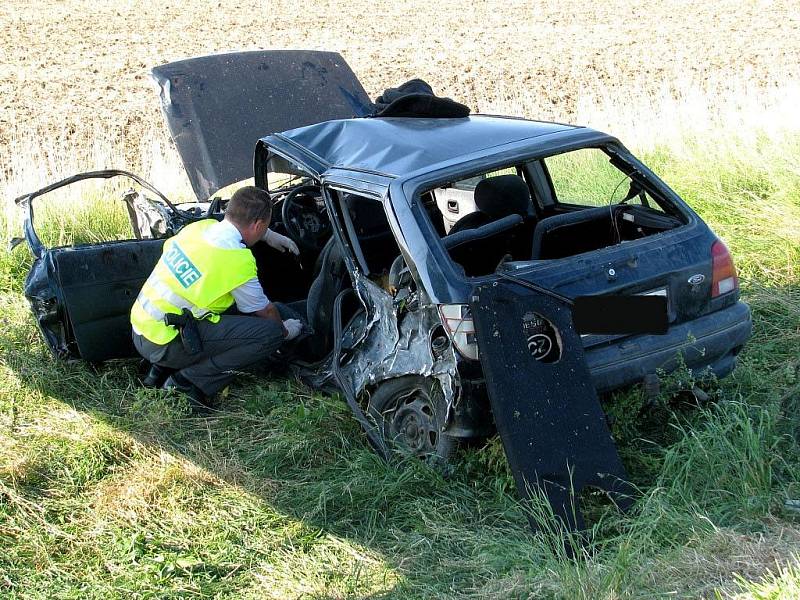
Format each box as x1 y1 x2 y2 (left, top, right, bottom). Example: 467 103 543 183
280 184 332 252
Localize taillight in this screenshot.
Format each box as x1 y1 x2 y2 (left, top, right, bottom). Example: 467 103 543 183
439 304 479 360
711 239 738 297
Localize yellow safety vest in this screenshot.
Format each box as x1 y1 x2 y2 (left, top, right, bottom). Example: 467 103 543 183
131 219 256 345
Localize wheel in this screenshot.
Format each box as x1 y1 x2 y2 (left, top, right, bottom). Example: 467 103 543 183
368 376 457 462
279 184 331 252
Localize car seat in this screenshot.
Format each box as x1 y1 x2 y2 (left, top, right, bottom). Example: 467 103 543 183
530 206 620 260
448 174 533 234
447 175 537 274
305 237 350 357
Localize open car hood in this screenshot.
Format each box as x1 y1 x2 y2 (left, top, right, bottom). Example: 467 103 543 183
152 50 373 201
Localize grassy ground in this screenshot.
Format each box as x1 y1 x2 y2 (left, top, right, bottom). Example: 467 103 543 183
1 103 799 597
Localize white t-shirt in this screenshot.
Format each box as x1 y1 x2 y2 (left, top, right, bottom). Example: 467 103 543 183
202 219 269 313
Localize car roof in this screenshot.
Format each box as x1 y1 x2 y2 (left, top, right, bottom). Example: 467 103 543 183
263 115 582 178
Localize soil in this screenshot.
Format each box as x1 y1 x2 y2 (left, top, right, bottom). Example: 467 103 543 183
2 0 799 160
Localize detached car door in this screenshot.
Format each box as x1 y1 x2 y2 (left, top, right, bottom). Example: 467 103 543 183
14 171 183 362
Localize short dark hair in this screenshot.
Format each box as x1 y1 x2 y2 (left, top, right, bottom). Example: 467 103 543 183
226 186 272 226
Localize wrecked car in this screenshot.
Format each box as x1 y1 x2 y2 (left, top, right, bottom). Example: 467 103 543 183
14 51 752 529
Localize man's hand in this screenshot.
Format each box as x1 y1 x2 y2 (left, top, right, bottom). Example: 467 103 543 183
262 229 300 255
252 303 287 337
283 318 303 341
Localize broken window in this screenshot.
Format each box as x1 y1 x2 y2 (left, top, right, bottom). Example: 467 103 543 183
542 147 667 213
265 153 313 193
32 178 140 247
333 191 401 284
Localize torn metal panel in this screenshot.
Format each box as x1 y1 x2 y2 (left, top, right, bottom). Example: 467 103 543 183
339 275 459 421
122 189 171 239
470 281 634 532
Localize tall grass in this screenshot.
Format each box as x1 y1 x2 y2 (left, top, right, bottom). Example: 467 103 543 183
1 82 800 597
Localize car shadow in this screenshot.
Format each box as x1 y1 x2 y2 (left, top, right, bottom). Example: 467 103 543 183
5 280 795 595
0 317 540 595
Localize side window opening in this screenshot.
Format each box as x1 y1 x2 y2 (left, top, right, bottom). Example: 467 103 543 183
431 166 524 234
26 175 171 249
420 165 539 277
336 191 401 286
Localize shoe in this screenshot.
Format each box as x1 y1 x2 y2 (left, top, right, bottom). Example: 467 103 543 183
142 363 174 388
162 373 216 412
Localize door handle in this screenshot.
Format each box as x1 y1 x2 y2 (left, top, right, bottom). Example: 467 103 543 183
447 200 459 213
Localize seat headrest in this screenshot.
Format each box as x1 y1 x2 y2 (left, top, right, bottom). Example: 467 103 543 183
474 175 531 219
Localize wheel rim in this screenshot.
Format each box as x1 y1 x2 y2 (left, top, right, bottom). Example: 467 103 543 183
384 390 440 456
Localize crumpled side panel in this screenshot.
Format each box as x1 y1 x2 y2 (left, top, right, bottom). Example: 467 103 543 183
340 276 459 417
24 252 74 359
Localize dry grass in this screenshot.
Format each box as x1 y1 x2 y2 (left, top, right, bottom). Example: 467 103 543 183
644 525 800 598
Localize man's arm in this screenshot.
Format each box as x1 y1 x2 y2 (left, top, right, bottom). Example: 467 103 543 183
252 302 288 338
262 229 299 255
230 277 288 338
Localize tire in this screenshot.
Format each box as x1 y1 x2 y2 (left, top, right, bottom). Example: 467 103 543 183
368 376 457 463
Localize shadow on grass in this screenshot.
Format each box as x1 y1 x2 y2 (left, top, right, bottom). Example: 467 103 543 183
1 298 566 597
2 280 798 597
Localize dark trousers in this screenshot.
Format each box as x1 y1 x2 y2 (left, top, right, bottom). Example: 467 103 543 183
133 303 301 396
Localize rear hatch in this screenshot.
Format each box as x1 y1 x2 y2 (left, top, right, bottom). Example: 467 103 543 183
501 222 718 348
469 279 635 531
465 219 722 530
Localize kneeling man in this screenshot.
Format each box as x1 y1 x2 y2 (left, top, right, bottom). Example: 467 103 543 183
131 186 302 408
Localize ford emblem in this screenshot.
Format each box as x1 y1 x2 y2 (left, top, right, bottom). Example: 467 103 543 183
688 273 706 286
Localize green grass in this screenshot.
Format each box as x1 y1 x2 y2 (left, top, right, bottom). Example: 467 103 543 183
1 126 800 598
544 147 630 206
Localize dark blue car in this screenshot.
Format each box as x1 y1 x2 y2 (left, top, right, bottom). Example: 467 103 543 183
17 52 751 523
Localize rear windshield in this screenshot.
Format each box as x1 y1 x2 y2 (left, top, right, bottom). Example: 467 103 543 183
416 149 685 277
542 147 668 212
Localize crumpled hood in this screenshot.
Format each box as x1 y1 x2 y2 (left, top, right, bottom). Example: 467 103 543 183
151 50 372 201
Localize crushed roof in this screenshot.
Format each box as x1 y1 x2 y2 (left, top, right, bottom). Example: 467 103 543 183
271 115 578 177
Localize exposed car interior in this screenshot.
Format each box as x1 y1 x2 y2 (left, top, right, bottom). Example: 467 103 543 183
249 146 690 355
424 147 687 277
443 173 539 276
252 159 402 361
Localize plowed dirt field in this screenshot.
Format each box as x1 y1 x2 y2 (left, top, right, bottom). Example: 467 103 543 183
3 0 799 160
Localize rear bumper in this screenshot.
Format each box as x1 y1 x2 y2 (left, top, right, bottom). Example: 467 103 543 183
449 300 751 439
585 300 752 392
